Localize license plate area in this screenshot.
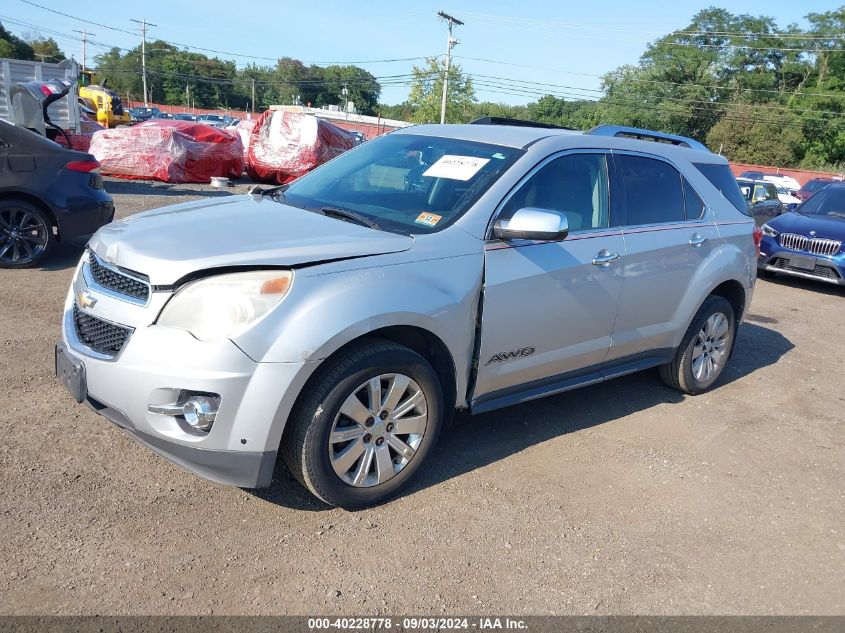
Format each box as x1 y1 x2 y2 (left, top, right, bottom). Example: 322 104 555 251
789 254 816 271
55 343 87 403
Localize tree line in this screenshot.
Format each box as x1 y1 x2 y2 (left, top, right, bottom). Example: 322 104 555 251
2 5 844 168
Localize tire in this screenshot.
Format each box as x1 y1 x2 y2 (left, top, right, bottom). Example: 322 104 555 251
659 295 736 395
282 338 445 509
0 200 55 269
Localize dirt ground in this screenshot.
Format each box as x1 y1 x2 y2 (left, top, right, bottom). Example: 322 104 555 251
0 178 842 615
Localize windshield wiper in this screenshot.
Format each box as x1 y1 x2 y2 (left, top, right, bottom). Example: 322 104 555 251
318 206 379 229
249 184 289 200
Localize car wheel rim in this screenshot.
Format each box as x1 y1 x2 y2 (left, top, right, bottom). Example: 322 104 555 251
691 312 730 383
328 373 428 488
0 208 48 265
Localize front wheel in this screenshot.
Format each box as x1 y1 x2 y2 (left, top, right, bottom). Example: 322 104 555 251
282 339 444 508
659 295 736 395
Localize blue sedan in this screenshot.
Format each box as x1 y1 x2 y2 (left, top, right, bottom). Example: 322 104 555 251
758 182 845 286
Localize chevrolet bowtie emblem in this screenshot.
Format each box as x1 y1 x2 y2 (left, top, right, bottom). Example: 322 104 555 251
76 289 97 310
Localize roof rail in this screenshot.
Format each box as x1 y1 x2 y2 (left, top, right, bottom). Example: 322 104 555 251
586 125 709 152
469 116 572 130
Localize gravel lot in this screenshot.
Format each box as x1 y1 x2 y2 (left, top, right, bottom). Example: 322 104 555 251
0 178 842 615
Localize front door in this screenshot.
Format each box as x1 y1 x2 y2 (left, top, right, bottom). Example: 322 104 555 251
472 151 625 403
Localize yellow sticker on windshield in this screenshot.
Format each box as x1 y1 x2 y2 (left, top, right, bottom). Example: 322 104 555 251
415 212 443 227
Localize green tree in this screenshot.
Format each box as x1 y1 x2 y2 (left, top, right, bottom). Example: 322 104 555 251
0 22 34 60
407 58 475 123
24 35 66 62
706 104 805 165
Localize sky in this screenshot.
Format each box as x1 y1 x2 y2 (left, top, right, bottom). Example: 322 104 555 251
3 0 839 106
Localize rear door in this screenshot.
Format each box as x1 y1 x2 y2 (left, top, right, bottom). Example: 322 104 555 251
472 151 625 403
607 152 718 362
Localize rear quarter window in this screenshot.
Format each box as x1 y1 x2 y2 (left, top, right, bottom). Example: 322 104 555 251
694 163 750 216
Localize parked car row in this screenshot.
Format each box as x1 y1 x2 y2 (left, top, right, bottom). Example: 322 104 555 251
737 172 844 287
128 108 240 128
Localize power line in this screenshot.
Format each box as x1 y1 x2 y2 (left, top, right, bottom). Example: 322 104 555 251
460 11 845 46
456 55 845 101
18 1 435 66
458 11 845 52
71 27 95 73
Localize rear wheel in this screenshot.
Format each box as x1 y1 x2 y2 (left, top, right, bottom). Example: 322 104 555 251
282 339 444 508
660 295 736 395
0 200 54 268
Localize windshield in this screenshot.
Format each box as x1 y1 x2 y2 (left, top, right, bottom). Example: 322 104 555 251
281 133 523 234
805 180 831 193
799 186 845 219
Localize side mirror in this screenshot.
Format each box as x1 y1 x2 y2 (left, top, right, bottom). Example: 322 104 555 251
493 207 569 241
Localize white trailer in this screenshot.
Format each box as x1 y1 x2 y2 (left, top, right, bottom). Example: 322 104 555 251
0 57 81 132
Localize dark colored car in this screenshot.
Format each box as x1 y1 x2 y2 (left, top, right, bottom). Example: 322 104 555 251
758 182 845 286
794 177 836 203
128 106 161 123
173 113 197 121
737 178 784 226
0 120 114 268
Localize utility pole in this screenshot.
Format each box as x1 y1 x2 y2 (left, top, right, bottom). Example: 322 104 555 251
251 78 255 116
437 10 463 124
130 18 157 106
72 28 96 73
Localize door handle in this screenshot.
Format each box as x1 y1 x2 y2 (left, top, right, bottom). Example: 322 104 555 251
592 250 621 266
689 233 708 248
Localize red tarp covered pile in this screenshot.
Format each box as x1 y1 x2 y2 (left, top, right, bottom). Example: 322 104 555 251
231 118 258 162
246 110 355 184
89 119 244 183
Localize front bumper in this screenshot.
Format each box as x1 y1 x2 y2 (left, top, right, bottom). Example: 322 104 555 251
59 258 318 488
757 238 845 286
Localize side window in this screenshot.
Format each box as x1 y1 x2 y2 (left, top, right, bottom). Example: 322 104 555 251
500 153 609 231
753 185 767 203
683 178 705 219
617 155 685 225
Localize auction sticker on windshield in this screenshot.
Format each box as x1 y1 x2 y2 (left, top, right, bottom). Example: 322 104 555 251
423 155 490 180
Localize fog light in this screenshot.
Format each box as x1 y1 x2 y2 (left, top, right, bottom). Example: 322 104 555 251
148 392 220 433
182 396 218 431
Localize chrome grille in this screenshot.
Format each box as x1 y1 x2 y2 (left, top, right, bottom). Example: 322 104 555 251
87 254 150 302
73 305 133 356
779 233 842 256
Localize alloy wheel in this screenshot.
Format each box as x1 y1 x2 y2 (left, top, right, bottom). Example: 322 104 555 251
691 312 730 383
329 373 428 487
0 207 49 265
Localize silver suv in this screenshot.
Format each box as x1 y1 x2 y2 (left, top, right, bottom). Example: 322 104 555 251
56 122 757 508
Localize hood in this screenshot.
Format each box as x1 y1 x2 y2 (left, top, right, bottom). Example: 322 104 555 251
88 195 414 285
768 210 845 241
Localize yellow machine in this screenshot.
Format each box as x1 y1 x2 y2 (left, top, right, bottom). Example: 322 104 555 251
78 70 130 127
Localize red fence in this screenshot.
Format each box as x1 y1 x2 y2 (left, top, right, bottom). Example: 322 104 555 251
729 162 843 187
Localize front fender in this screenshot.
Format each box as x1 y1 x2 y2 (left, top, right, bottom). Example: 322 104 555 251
233 252 484 406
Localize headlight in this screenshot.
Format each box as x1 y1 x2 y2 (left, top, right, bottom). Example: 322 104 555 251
761 224 778 237
158 270 293 341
